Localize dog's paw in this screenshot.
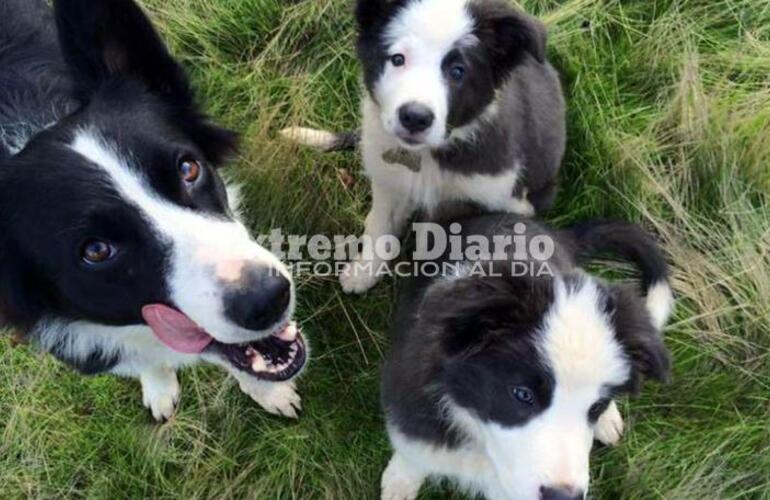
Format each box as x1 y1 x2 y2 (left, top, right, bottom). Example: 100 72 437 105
507 197 535 217
241 380 302 419
140 368 180 422
381 455 423 500
594 400 624 446
340 261 380 294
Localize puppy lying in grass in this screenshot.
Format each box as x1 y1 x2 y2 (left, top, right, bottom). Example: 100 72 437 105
381 211 673 500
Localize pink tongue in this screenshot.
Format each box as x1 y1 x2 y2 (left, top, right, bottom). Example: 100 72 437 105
142 304 214 354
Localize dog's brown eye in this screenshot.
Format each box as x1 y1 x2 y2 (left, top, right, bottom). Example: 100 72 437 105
391 53 406 67
81 240 116 264
179 158 201 183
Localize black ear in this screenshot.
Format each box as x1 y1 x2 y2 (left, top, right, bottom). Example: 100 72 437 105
55 0 238 164
54 0 192 105
613 287 672 391
423 275 553 356
179 118 240 165
473 6 547 82
356 0 390 31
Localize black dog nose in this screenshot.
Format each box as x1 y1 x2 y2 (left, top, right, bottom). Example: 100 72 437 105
223 266 291 331
540 486 584 500
398 102 435 133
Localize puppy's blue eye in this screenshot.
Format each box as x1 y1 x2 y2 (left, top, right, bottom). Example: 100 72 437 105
511 386 535 405
391 54 406 67
450 65 465 81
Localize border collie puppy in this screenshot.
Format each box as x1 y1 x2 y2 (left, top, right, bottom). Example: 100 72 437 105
0 0 306 420
381 213 674 499
283 0 565 294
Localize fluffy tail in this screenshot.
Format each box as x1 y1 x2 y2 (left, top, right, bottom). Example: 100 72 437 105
565 220 674 330
279 127 360 152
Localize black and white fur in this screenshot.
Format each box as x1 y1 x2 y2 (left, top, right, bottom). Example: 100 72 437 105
0 0 306 420
381 213 674 499
283 0 565 294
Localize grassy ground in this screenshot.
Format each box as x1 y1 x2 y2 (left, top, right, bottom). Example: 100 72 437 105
1 0 769 498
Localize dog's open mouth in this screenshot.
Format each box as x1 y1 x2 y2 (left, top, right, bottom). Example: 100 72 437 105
141 304 307 382
214 322 307 381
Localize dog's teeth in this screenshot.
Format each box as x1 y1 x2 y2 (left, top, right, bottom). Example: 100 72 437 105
251 353 267 372
276 322 298 342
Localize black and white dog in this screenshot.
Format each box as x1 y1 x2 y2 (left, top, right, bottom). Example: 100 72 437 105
381 213 674 499
283 0 565 294
0 0 307 420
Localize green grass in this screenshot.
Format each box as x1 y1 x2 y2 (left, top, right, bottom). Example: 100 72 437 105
1 0 769 498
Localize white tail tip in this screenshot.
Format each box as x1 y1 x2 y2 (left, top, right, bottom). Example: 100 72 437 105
646 282 675 331
280 127 338 150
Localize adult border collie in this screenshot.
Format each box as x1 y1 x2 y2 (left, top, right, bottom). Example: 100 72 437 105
381 212 674 499
0 0 306 420
283 0 566 294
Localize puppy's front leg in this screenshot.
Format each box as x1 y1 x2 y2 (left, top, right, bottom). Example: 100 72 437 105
381 452 426 500
139 365 180 421
341 183 414 294
593 400 624 446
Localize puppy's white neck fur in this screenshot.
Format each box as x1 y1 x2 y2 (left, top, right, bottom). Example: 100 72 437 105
384 0 474 48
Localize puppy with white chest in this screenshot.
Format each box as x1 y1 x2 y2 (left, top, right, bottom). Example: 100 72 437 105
0 0 306 420
284 0 565 294
381 212 674 500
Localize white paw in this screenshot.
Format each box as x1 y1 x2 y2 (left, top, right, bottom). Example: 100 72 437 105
240 379 302 419
381 455 423 500
140 368 180 422
508 197 535 217
594 400 624 446
340 260 380 294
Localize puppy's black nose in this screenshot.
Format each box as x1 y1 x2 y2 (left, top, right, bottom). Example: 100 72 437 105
223 266 291 331
398 102 435 133
540 486 584 500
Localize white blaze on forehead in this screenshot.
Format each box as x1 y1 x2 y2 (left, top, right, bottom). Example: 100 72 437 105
540 279 630 390
385 0 476 50
376 0 479 147
68 130 291 342
69 131 253 251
